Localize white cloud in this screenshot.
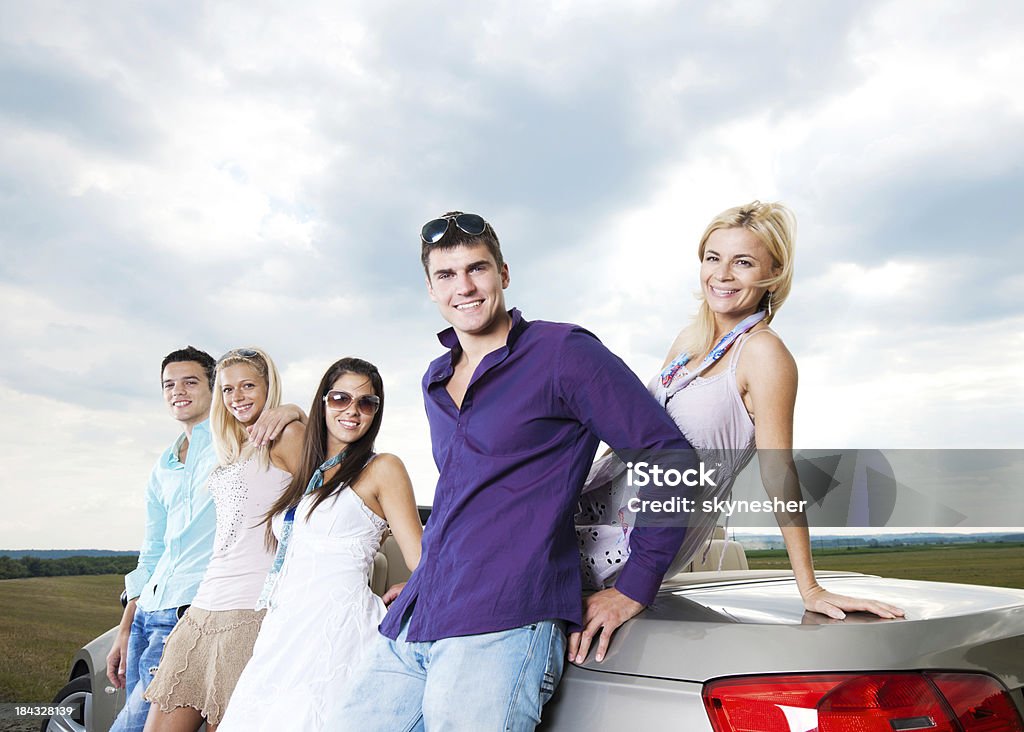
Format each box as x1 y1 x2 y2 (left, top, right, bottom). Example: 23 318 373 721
0 384 175 550
1 0 1022 548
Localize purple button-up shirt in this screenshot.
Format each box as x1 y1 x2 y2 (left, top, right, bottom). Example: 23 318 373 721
381 309 695 642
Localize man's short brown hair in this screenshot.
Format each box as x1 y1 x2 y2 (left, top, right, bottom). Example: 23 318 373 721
420 211 503 275
161 345 216 389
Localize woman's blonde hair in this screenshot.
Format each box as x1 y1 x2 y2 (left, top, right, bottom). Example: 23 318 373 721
676 201 796 362
210 347 283 468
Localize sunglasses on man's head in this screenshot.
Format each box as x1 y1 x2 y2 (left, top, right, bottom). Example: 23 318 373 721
323 390 381 416
420 213 488 244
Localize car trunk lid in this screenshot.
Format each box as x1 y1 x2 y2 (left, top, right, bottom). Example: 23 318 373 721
582 571 1024 686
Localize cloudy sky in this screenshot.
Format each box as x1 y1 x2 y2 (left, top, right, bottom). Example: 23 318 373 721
1 1 1021 550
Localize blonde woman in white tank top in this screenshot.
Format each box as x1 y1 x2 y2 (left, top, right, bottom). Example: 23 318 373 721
578 202 903 621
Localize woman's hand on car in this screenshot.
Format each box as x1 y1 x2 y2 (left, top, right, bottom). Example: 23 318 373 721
801 584 905 620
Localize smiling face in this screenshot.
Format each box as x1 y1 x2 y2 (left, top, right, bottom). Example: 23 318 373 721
162 360 213 428
219 362 269 425
426 242 510 340
701 226 779 329
324 372 379 454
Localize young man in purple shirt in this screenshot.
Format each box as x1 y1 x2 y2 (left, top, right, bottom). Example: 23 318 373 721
332 212 696 731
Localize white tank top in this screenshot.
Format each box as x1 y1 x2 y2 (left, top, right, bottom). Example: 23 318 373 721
191 456 291 611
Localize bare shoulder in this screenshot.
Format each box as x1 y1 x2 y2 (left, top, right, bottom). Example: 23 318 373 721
737 330 797 390
270 420 305 470
274 420 306 450
742 330 795 366
362 453 411 483
356 453 413 506
282 419 306 439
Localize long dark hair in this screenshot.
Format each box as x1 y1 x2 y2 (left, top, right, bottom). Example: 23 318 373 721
263 357 384 544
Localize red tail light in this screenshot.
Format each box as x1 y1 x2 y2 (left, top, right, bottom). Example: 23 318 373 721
931 674 1024 732
816 674 957 731
703 672 1024 732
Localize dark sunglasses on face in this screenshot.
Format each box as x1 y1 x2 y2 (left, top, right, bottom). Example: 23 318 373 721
420 213 488 244
323 390 381 416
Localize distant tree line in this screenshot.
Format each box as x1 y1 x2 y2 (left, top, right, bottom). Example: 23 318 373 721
0 554 137 579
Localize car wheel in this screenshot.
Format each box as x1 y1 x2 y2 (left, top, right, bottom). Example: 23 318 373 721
40 675 91 732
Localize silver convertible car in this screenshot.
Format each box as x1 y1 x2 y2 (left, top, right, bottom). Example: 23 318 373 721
46 526 1024 732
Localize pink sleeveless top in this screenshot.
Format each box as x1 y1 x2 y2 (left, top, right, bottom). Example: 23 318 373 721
577 329 783 588
191 456 291 611
650 329 781 482
657 330 777 450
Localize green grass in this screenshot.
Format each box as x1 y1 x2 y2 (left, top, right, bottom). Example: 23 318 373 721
746 542 1024 589
0 575 123 703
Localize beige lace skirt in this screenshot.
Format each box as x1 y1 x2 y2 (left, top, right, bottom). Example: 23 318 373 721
144 606 265 725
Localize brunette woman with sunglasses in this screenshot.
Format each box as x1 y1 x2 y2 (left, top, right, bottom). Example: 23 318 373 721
218 357 422 732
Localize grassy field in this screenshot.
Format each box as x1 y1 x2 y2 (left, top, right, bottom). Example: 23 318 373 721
746 542 1024 589
0 575 123 703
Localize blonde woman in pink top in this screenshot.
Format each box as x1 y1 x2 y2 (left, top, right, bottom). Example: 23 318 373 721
578 202 903 621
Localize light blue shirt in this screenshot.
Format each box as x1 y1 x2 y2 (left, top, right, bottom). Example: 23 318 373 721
125 420 219 612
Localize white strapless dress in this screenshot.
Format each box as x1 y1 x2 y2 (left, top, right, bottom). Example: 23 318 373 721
218 487 388 731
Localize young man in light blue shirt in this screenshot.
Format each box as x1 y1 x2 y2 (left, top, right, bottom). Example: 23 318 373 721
106 346 300 732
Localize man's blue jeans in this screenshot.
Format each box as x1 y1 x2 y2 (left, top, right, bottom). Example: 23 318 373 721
109 608 179 732
330 617 566 731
